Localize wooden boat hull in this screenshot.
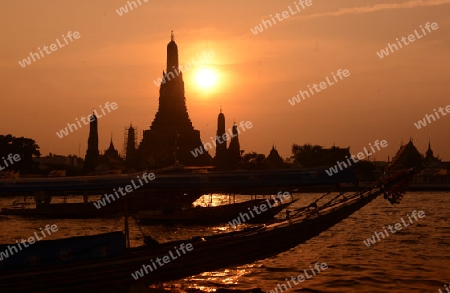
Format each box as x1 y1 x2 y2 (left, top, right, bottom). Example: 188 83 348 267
0 189 382 292
0 170 414 292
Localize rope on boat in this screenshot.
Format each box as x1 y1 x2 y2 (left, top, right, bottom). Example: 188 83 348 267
133 217 147 238
289 169 415 218
313 191 332 203
111 216 123 232
290 190 347 218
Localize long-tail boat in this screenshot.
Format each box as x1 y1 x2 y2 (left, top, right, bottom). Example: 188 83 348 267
0 169 414 293
0 167 355 218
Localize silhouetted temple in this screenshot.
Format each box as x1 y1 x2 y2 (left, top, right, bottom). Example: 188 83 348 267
386 139 450 185
212 110 242 170
126 124 139 170
84 113 99 173
97 137 124 173
387 140 423 171
139 32 211 168
228 124 241 169
264 145 286 169
104 136 120 159
215 109 228 168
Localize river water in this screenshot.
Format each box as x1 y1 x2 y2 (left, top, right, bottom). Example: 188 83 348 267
0 192 449 293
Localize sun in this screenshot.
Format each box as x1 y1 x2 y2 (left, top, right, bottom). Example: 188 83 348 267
195 68 218 89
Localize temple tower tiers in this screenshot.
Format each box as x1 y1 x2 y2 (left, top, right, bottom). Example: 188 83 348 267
126 124 139 169
228 124 241 169
166 31 179 73
216 109 227 154
425 141 434 160
126 125 136 157
84 113 100 172
139 32 211 168
104 136 119 158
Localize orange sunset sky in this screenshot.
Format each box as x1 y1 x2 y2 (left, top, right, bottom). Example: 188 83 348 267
1 0 449 161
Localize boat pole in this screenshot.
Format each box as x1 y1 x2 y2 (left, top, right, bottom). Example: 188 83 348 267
124 202 130 249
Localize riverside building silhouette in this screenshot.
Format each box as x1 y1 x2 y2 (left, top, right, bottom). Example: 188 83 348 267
139 32 211 168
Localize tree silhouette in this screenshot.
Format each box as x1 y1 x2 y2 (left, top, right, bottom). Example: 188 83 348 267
291 143 324 167
241 152 266 170
0 134 40 173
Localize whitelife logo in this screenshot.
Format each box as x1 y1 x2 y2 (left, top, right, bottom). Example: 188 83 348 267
18 31 81 68
115 0 149 16
376 22 439 59
228 192 291 228
55 102 118 139
363 211 425 247
288 69 350 106
190 121 253 158
0 224 58 261
251 0 313 35
153 50 215 87
325 140 388 176
131 243 193 280
268 261 328 293
0 154 21 171
414 105 450 130
93 172 155 209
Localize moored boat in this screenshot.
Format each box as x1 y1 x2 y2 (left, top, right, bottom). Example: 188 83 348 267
135 197 295 225
0 169 414 292
0 167 356 195
0 190 202 218
0 167 356 218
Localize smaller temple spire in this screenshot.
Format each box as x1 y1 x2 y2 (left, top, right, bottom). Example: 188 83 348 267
425 139 434 159
171 30 174 41
108 133 114 150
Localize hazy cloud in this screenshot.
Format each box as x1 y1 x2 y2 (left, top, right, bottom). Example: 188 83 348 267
303 0 450 18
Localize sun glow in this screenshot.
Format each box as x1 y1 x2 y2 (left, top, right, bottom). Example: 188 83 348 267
195 68 218 90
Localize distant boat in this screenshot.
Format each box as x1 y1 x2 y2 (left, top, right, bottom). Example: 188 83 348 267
0 171 19 180
47 170 66 177
135 198 296 225
0 191 202 218
0 167 357 195
0 167 356 218
0 169 414 293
